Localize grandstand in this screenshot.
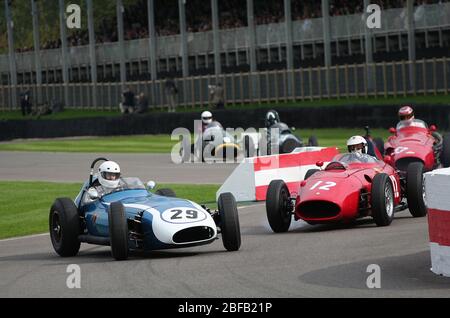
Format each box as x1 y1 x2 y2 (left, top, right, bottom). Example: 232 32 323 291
0 0 449 110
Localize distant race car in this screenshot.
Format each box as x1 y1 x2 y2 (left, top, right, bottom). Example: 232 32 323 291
181 121 250 162
265 152 427 232
384 119 450 173
263 122 319 155
49 158 241 260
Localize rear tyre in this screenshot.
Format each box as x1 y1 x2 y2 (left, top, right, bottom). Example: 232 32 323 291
244 135 256 158
441 133 450 167
218 193 241 251
108 202 129 260
156 188 177 197
49 198 81 257
266 180 292 233
373 137 385 156
304 169 320 180
371 173 394 226
407 162 427 217
308 135 319 147
281 138 300 153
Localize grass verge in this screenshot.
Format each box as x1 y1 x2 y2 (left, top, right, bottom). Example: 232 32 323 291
0 181 219 240
0 128 391 153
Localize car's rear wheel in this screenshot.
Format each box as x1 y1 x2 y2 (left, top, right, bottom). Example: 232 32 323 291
373 137 385 156
49 198 81 257
244 135 256 158
266 180 292 233
304 169 320 180
108 202 129 261
218 193 241 251
441 133 450 168
308 135 319 147
156 188 177 197
407 162 427 218
371 173 394 226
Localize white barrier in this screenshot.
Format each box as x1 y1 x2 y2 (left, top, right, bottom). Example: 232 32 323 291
424 168 450 277
217 147 339 202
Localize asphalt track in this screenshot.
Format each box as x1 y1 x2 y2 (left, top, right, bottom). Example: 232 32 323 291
0 152 237 184
1 151 449 297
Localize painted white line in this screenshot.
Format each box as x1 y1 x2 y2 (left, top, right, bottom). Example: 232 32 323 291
0 232 48 243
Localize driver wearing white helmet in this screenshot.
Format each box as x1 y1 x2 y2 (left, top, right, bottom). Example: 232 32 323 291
347 136 368 155
346 136 378 162
201 111 213 132
90 161 122 196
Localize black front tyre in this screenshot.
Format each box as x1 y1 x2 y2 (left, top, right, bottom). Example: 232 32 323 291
371 173 395 226
406 162 427 218
218 193 241 251
156 188 177 197
108 202 129 260
49 198 81 257
441 133 450 167
266 180 292 233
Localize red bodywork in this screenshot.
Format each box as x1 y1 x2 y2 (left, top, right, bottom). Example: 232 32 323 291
294 157 402 224
384 121 437 172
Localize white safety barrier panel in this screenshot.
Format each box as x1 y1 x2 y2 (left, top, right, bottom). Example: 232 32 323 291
424 168 450 277
217 147 339 202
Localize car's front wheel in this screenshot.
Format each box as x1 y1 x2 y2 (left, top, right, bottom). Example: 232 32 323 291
371 173 394 226
108 202 129 260
49 198 81 257
156 188 177 197
218 193 241 251
266 180 292 233
407 162 427 218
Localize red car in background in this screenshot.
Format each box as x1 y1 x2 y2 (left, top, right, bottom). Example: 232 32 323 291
265 152 427 232
384 119 450 173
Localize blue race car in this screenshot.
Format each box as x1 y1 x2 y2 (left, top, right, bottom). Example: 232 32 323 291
49 158 241 260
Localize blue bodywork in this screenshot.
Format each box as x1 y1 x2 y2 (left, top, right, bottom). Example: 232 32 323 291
74 181 216 251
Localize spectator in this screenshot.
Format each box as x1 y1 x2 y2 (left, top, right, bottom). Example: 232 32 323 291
119 87 136 114
208 82 225 110
20 89 32 116
164 77 178 113
136 92 149 114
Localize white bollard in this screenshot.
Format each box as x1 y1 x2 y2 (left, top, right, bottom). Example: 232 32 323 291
424 168 450 277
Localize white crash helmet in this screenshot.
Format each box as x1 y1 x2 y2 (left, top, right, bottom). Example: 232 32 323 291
98 161 121 189
347 136 368 154
201 111 213 125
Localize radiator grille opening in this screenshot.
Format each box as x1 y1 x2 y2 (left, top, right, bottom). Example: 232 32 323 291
173 226 215 244
298 201 341 219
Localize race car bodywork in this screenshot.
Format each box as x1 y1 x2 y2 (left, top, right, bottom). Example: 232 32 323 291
49 158 241 260
181 121 246 162
384 119 450 172
265 153 427 232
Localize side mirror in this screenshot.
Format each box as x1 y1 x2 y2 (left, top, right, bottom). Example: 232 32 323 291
147 181 156 190
389 127 396 134
430 125 437 132
383 155 392 162
316 161 324 168
87 188 99 200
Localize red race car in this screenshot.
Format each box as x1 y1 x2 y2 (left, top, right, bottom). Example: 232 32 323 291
265 152 426 232
384 119 450 173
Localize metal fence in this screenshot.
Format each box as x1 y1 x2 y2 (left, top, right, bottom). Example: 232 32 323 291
1 57 449 111
1 3 450 73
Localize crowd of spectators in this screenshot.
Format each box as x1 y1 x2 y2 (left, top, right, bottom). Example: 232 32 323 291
9 0 448 53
